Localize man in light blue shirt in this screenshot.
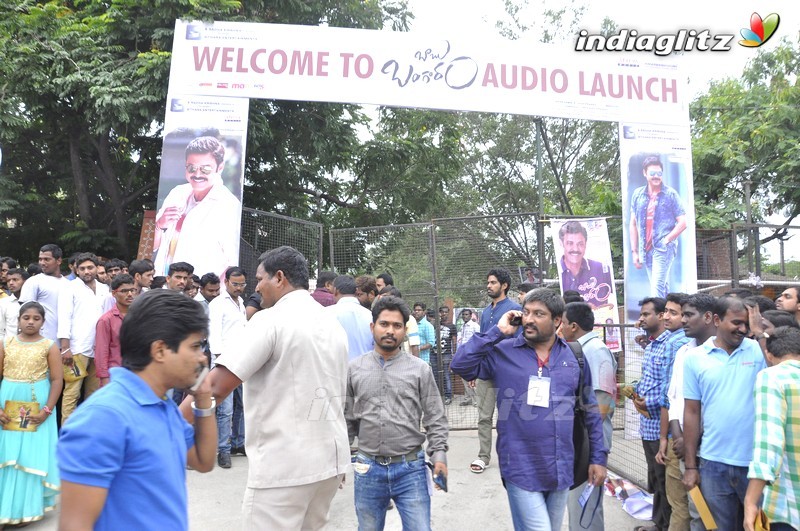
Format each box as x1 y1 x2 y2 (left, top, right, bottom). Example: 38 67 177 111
682 296 766 531
328 275 373 361
412 302 436 364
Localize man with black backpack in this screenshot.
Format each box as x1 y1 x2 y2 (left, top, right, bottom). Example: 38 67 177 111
451 288 607 531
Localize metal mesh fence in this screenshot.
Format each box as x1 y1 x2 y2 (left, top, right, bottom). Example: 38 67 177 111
733 223 800 297
239 207 323 292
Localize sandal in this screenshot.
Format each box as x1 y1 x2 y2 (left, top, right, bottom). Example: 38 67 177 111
470 458 489 473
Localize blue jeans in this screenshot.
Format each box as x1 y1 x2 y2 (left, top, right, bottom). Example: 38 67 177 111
216 392 233 454
699 458 748 531
231 384 245 448
353 450 431 530
644 240 677 298
429 353 452 399
505 481 569 531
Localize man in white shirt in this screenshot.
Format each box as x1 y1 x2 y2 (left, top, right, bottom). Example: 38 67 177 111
194 272 220 317
656 293 716 531
208 266 247 468
191 246 349 530
0 268 28 339
327 275 373 361
57 253 111 422
19 243 70 342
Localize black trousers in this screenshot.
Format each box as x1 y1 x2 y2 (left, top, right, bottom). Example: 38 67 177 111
642 438 671 530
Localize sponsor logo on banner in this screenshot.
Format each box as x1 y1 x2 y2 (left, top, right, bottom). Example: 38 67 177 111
739 13 780 47
216 82 228 89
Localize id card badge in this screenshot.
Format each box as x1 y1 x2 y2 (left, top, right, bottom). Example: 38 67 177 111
578 483 595 508
527 376 550 407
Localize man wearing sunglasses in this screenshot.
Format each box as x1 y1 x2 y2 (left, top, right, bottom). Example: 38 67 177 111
208 266 248 468
153 136 241 278
629 155 687 299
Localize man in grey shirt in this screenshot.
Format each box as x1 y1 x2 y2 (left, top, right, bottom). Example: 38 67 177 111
562 301 617 531
346 296 448 530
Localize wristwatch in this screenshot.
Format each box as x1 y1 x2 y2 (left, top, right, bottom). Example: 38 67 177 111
191 398 216 418
755 331 770 341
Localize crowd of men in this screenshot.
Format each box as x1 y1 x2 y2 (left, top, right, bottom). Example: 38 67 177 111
1 246 799 530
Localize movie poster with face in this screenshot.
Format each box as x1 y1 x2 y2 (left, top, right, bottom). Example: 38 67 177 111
619 123 697 322
153 95 249 278
551 218 620 351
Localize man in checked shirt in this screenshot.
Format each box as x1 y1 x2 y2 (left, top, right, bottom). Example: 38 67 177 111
345 295 449 530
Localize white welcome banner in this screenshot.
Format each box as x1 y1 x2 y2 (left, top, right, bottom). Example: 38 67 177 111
169 20 689 125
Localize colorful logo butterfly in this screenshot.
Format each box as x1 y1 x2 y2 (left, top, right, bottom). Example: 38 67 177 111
739 12 780 47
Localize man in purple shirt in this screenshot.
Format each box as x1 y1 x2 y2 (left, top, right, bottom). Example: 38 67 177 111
452 288 607 530
311 270 336 307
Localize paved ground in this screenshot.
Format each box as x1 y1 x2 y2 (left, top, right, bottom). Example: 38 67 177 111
29 430 651 530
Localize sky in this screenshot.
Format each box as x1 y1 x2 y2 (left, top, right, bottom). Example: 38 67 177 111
406 0 799 98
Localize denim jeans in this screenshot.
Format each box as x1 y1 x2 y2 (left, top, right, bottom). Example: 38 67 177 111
216 392 233 454
231 384 245 448
429 353 452 399
353 450 431 530
644 240 677 299
505 481 569 531
699 458 748 531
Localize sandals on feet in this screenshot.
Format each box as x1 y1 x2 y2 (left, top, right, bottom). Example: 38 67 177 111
470 458 489 473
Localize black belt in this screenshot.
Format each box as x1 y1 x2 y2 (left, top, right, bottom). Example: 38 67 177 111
359 446 423 465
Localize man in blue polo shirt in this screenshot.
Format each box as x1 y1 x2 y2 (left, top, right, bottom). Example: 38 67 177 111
57 290 217 531
452 288 607 529
469 267 522 474
682 296 766 531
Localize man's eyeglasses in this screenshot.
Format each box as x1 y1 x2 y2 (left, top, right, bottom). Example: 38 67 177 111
229 281 247 288
648 170 663 177
114 288 137 295
185 164 216 176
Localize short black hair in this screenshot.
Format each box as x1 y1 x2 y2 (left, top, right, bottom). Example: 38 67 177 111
558 220 588 242
517 282 536 294
0 257 17 268
372 295 410 324
765 326 800 359
762 310 800 330
39 244 63 260
6 267 29 280
438 306 449 313
722 287 753 298
199 273 220 287
355 275 378 296
413 302 427 311
27 263 42 276
563 290 583 304
185 136 225 166
260 246 309 290
639 297 667 314
683 293 715 314
225 266 247 280
642 155 662 171
75 252 99 267
333 275 356 295
564 302 595 332
150 276 167 290
487 268 512 294
128 259 154 277
461 308 473 317
376 272 394 287
168 261 194 276
743 295 777 314
120 290 208 371
713 296 747 320
317 271 337 286
380 286 402 298
190 274 200 284
523 288 565 319
666 292 688 307
111 273 135 291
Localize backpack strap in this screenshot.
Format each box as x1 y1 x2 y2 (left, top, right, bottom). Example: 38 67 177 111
567 340 586 409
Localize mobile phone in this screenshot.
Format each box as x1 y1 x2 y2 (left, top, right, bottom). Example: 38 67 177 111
509 314 522 326
189 366 209 392
433 472 448 492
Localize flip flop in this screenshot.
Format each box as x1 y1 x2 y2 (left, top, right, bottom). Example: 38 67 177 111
470 458 489 473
